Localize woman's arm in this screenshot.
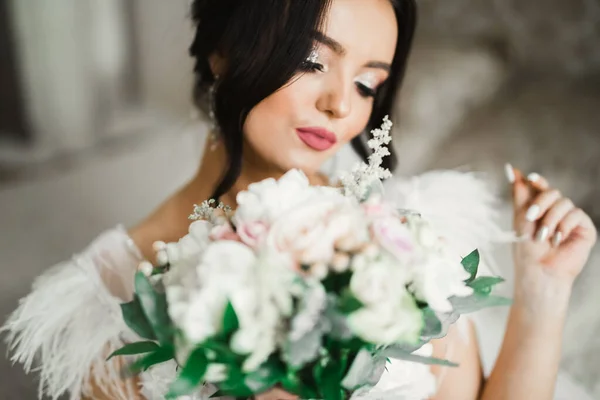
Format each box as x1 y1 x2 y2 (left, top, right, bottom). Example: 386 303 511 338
433 166 596 400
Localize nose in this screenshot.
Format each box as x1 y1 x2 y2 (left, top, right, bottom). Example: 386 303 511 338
316 74 352 119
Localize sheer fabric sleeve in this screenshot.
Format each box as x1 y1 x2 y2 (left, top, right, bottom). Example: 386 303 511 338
2 226 143 400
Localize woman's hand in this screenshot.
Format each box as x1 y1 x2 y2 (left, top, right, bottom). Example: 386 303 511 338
506 164 597 284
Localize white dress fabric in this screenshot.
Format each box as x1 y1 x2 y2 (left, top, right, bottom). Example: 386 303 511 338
1 168 592 399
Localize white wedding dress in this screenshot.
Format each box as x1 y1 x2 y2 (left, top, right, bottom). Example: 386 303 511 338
1 138 593 399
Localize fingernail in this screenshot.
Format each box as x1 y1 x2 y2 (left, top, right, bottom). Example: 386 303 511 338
552 231 563 247
527 172 541 183
536 226 549 242
525 204 541 222
504 163 515 184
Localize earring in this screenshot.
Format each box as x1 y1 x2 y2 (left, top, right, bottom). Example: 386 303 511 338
208 75 220 150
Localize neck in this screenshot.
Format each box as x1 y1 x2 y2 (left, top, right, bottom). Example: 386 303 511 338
186 136 329 209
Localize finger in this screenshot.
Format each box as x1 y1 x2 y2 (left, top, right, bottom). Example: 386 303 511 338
555 208 586 246
526 172 551 192
507 165 534 210
517 189 562 237
522 189 562 223
536 197 574 242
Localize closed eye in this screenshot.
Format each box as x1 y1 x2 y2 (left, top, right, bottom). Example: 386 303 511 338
356 82 377 98
300 61 326 73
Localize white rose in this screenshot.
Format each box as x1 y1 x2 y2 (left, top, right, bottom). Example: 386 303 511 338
347 291 423 345
267 195 367 269
350 255 410 306
410 255 473 313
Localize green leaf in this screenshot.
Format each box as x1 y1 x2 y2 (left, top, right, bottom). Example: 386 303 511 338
379 346 458 367
107 341 159 360
450 293 512 314
222 301 240 337
244 361 285 394
320 361 343 400
120 298 156 340
214 380 253 398
467 276 505 295
128 345 175 374
166 348 208 399
134 272 173 345
203 339 241 364
461 250 480 283
421 307 442 338
338 289 364 314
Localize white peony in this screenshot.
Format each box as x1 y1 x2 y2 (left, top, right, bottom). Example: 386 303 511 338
234 169 318 226
267 193 369 271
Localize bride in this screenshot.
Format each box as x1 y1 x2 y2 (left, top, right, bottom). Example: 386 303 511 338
3 0 596 399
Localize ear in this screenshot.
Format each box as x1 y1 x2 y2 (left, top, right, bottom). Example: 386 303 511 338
208 52 227 79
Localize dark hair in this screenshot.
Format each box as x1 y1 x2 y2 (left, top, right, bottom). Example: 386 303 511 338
189 0 417 200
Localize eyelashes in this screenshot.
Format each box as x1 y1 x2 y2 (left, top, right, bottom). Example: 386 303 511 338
299 62 379 98
356 83 376 98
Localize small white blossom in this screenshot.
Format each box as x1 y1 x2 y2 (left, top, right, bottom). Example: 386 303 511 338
341 116 394 201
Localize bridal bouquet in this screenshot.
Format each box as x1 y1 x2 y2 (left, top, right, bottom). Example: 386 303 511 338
108 117 509 399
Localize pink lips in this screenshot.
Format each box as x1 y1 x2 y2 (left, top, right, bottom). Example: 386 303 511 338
296 127 337 151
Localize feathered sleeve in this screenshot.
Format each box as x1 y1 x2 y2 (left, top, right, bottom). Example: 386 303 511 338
383 169 516 276
2 226 143 400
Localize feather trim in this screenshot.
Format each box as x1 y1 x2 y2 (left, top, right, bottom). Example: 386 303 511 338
384 169 516 276
1 229 141 400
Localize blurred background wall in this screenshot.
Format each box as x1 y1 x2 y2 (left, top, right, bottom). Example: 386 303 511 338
1 0 599 398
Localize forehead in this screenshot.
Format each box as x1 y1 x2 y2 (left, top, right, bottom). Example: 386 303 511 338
323 0 398 64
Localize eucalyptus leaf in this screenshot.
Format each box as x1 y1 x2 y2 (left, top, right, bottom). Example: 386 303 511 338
283 318 328 369
468 276 505 295
421 307 442 338
379 345 458 367
134 272 173 345
341 349 385 391
450 293 512 314
120 297 156 340
461 250 480 283
166 347 208 398
107 341 159 360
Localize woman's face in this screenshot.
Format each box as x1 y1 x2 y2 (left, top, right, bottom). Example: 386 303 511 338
242 0 398 176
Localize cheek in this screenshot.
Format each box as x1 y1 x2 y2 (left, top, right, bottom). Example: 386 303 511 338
242 79 318 167
339 101 374 145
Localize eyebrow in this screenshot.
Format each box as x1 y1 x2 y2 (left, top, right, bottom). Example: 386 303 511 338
313 31 392 73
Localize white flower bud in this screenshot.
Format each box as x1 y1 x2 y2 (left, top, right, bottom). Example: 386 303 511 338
139 261 154 277
152 241 167 252
332 253 350 272
311 262 329 280
156 250 169 266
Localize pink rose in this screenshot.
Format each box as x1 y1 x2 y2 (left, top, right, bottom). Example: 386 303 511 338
236 221 269 249
210 223 241 242
372 218 415 261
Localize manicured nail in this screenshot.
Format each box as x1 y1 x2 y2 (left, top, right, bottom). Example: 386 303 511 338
536 226 549 242
552 231 563 247
527 172 541 183
504 163 515 184
525 204 541 222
